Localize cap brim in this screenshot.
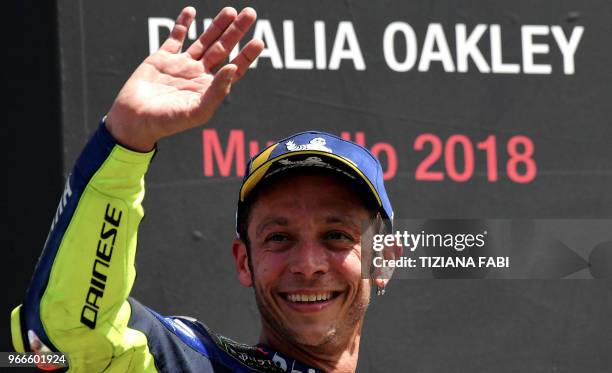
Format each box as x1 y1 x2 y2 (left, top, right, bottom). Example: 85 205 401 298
239 150 383 209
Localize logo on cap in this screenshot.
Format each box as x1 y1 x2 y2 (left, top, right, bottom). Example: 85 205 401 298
285 138 332 153
269 156 357 180
278 156 328 167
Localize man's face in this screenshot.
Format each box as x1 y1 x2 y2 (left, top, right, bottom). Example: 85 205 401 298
240 172 373 348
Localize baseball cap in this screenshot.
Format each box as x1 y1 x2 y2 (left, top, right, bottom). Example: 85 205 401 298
236 131 394 235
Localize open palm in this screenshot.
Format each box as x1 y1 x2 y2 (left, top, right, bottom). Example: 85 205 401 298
106 7 263 151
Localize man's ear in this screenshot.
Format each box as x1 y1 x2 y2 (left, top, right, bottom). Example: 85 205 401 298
373 243 403 290
232 238 253 287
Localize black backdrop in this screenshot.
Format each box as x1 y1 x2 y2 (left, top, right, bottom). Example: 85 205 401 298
6 0 63 366
7 1 612 372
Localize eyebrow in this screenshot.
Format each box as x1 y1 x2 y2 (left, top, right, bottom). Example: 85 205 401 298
256 217 289 236
255 215 365 236
325 216 361 232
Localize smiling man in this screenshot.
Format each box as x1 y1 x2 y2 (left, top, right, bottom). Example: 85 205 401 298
11 6 398 373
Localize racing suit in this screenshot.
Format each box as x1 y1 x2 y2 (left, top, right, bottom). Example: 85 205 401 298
10 121 322 373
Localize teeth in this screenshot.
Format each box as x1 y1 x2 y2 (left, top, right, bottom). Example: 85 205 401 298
286 292 333 302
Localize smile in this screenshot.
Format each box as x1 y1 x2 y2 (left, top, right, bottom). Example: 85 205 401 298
286 292 336 303
279 291 343 308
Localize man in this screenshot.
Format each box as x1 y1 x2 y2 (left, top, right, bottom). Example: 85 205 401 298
11 6 400 372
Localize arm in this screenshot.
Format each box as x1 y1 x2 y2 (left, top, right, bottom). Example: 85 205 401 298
12 123 156 372
11 6 263 372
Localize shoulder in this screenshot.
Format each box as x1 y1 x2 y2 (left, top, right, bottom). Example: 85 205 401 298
127 298 284 372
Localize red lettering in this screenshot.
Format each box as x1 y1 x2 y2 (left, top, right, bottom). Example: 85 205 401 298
202 129 246 177
507 135 537 183
414 134 444 181
476 135 498 182
445 135 474 182
203 129 401 180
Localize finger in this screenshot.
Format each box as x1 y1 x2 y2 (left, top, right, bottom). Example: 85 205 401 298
27 330 51 353
230 38 264 82
159 7 196 54
186 7 237 59
198 64 237 120
28 330 42 352
202 7 257 72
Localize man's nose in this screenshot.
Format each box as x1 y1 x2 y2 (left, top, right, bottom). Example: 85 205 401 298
288 239 329 277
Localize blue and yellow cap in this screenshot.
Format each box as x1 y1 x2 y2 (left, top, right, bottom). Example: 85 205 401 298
236 131 394 234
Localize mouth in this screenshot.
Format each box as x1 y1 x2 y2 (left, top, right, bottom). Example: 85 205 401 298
278 291 343 313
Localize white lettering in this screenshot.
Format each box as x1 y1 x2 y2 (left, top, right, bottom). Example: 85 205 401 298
522 25 551 74
272 353 287 370
148 17 174 54
551 26 584 75
418 23 455 72
146 17 583 75
490 24 520 73
329 22 365 70
283 21 314 69
455 24 490 73
314 21 327 69
383 22 418 72
252 20 284 68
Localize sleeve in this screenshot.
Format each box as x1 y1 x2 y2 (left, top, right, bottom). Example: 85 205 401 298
11 120 158 373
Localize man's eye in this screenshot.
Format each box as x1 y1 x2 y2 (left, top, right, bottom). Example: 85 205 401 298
326 231 353 241
266 233 289 242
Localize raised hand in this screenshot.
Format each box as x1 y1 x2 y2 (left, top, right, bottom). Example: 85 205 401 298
106 6 263 151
